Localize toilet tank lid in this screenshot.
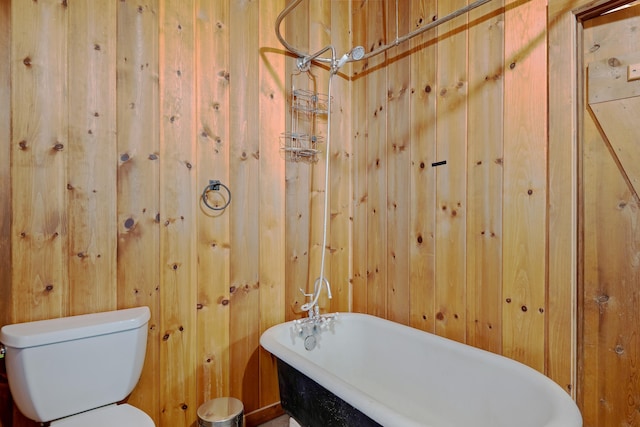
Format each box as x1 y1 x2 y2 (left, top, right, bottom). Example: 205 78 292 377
0 307 150 349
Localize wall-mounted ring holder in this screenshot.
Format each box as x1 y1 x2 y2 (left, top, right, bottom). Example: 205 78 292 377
202 180 231 211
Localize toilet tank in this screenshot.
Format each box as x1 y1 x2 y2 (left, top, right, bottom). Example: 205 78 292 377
0 307 150 423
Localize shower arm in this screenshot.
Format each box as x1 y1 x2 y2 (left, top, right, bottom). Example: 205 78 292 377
297 45 336 71
275 0 493 65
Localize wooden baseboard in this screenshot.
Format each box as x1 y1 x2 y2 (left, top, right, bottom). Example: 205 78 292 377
244 402 285 427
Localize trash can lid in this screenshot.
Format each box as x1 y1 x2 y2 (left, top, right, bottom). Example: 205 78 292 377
197 397 243 423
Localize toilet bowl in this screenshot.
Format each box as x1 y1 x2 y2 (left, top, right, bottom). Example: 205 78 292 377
0 307 155 426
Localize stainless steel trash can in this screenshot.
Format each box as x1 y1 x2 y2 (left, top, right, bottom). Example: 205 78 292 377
197 397 244 427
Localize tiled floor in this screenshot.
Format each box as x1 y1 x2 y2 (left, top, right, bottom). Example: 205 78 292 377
257 414 290 426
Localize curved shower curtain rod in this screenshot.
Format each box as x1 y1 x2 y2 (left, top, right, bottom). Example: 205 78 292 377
276 0 493 69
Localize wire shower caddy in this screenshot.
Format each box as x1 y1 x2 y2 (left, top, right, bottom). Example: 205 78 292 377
281 71 331 162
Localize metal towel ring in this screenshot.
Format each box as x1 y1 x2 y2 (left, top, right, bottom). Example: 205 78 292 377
202 180 231 211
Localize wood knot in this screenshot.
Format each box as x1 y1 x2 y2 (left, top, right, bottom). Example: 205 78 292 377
608 57 622 67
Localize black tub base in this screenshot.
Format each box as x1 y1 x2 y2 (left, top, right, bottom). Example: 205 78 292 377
276 359 382 427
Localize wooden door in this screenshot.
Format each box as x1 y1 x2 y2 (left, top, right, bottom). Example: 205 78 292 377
581 5 640 426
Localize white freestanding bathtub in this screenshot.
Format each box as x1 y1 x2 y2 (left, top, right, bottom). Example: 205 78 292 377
260 313 582 427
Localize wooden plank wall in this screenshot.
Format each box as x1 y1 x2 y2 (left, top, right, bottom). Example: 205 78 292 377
0 2 11 424
0 1 349 426
0 0 10 336
582 7 640 426
116 0 161 420
195 0 230 410
4 0 633 426
349 0 573 394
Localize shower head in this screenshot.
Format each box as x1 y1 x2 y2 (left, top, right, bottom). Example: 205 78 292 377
334 45 366 72
351 45 365 61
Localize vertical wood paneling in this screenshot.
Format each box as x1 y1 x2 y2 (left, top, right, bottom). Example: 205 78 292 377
306 0 331 313
0 0 11 338
548 0 623 402
466 0 504 353
11 0 68 323
284 0 310 320
547 7 576 395
435 0 468 342
258 0 286 407
502 0 547 370
581 96 601 426
351 0 368 314
582 112 640 426
386 0 411 325
158 1 197 424
1 1 612 425
195 0 231 404
366 0 388 317
67 0 117 315
409 0 437 332
116 0 161 420
582 9 640 425
229 0 260 413
0 10 13 423
328 1 352 314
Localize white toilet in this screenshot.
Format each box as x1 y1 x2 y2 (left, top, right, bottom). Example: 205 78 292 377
0 306 155 426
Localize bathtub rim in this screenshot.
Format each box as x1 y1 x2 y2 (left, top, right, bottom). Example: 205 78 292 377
261 313 423 426
260 312 582 427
